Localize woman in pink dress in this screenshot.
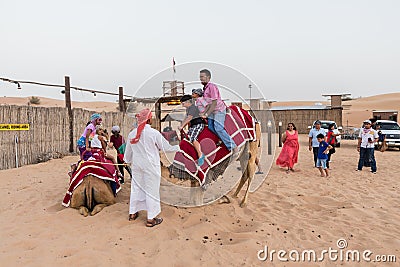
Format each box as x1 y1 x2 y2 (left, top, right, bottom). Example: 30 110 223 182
276 123 299 173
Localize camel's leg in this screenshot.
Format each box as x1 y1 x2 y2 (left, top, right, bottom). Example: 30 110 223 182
70 180 88 216
233 142 250 198
233 172 247 198
79 206 89 217
90 204 108 216
240 132 259 207
240 169 253 208
70 178 92 216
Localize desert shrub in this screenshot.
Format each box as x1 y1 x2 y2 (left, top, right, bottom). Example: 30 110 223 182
29 96 41 105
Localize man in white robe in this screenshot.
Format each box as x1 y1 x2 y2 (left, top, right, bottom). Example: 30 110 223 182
124 108 180 227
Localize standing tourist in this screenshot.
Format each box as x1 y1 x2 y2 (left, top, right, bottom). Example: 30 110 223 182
109 125 132 183
276 123 300 173
357 120 378 173
308 120 326 167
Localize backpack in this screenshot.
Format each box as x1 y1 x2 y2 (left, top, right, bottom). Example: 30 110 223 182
327 132 338 146
118 143 126 155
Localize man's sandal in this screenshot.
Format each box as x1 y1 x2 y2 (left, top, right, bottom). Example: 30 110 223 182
128 212 139 221
146 217 163 227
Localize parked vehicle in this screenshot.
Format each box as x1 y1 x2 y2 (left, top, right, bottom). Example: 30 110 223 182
308 120 342 147
374 120 400 150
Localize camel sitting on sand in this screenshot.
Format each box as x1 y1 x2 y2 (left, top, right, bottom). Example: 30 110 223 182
70 175 116 216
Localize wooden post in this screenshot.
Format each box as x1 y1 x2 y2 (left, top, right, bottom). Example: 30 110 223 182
65 76 74 153
155 101 161 132
118 86 124 112
267 120 272 155
171 80 177 96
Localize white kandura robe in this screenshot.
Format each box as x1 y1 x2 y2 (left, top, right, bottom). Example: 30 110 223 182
124 124 180 219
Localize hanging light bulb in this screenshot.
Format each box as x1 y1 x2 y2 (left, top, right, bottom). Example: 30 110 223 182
93 91 97 97
17 82 21 90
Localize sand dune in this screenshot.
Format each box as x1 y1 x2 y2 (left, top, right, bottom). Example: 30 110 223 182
0 96 120 112
342 93 399 127
1 93 398 127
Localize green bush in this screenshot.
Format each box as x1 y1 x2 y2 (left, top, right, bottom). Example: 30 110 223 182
29 96 41 105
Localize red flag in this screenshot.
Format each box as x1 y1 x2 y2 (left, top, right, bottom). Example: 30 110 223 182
173 57 176 73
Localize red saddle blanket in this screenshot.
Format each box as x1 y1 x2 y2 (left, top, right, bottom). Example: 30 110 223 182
62 160 121 207
172 105 256 185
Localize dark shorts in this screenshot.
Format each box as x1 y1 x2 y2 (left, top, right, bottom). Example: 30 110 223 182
187 124 204 143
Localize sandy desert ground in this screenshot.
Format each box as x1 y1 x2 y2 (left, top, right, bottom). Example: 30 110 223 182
0 93 399 266
0 136 399 266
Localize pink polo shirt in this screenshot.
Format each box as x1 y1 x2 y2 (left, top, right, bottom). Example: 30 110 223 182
203 82 226 113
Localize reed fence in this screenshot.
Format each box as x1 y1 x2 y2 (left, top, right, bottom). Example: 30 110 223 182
0 105 133 170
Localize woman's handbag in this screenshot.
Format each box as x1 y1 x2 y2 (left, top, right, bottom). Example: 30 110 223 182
327 134 338 146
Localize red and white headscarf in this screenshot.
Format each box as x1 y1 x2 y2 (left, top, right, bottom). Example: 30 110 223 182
130 108 152 144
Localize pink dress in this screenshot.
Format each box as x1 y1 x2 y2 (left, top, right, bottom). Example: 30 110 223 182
276 130 299 168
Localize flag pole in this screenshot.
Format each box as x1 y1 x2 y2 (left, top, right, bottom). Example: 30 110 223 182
172 57 176 81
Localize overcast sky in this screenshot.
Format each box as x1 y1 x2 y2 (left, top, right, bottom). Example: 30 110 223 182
1 0 399 103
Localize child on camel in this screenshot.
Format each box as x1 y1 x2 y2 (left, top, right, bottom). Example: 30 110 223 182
91 127 124 181
70 113 103 177
179 94 206 166
192 88 207 114
77 113 103 160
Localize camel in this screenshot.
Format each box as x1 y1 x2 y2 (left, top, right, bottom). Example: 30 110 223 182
167 122 261 207
70 175 116 216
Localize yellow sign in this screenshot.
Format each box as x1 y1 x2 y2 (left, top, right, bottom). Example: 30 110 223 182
167 100 181 106
0 124 30 131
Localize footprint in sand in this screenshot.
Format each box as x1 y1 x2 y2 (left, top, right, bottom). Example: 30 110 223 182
46 203 64 213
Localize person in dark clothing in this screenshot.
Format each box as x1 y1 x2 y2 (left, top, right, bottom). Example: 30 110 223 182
108 125 132 183
326 123 343 168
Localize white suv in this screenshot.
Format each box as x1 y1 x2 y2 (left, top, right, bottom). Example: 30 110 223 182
374 120 400 149
308 120 342 147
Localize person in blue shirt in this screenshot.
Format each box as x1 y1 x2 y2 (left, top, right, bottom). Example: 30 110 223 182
308 120 326 167
316 133 332 177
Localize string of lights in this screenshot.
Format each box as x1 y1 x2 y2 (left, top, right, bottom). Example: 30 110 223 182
0 77 133 98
